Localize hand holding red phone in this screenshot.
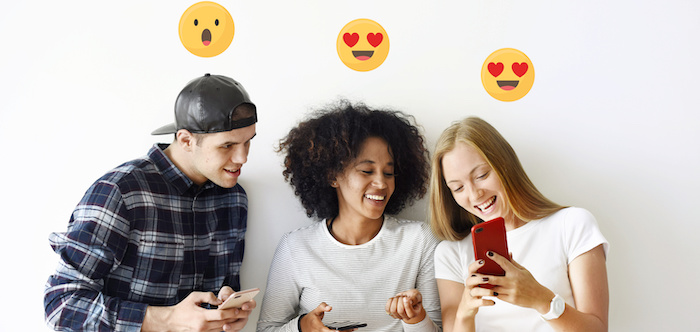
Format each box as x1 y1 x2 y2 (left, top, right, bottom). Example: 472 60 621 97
474 250 554 312
471 217 510 288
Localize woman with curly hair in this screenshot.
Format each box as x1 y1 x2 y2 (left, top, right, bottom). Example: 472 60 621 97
257 101 441 332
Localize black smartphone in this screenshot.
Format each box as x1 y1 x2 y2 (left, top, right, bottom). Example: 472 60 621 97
324 321 367 331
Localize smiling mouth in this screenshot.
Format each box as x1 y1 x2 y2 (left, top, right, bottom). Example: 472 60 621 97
475 196 496 212
352 50 374 61
497 81 519 91
365 194 385 201
202 29 212 46
225 168 240 176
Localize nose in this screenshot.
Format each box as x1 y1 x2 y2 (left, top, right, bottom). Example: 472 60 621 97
468 184 483 202
371 174 388 189
230 145 249 165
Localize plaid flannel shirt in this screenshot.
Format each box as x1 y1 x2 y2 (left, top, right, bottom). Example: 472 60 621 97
44 144 247 331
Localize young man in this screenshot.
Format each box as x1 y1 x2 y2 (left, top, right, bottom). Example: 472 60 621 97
44 74 258 331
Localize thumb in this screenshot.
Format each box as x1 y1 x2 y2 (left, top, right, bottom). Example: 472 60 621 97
312 302 333 316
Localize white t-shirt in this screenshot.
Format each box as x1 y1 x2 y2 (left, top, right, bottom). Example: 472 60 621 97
434 207 608 332
257 216 442 332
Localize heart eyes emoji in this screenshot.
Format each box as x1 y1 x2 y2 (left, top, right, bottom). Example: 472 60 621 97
488 62 529 77
343 32 383 48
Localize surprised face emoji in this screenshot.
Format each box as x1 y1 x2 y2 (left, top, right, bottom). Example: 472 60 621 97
179 1 234 57
337 19 390 72
481 48 535 102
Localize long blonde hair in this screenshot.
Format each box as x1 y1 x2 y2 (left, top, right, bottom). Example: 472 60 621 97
429 117 565 241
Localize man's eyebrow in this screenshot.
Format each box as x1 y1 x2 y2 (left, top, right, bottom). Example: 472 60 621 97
221 133 257 146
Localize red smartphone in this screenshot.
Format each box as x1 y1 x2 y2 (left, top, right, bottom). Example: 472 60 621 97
471 217 509 280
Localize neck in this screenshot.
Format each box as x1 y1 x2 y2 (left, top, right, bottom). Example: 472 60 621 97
163 143 205 186
328 215 384 245
503 212 526 231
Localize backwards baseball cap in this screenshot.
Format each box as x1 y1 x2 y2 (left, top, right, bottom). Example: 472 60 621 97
151 73 257 135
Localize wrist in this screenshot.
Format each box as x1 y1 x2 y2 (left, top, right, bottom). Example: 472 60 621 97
540 294 566 321
535 290 556 315
142 306 169 332
403 308 427 324
297 313 307 332
455 308 477 324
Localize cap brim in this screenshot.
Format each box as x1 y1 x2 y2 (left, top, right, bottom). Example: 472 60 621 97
151 123 177 135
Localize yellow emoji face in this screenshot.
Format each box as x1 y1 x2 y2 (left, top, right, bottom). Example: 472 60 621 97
481 48 535 102
337 19 390 72
179 1 234 57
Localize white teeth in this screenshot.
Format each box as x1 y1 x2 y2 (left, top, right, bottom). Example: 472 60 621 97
477 196 496 211
365 194 385 201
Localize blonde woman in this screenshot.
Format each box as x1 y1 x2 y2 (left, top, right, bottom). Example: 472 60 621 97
429 117 608 332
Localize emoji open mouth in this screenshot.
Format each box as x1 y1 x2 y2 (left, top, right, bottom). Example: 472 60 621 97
202 29 212 46
352 50 374 61
497 81 519 91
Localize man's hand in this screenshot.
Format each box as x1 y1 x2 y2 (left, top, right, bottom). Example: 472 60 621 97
141 290 253 332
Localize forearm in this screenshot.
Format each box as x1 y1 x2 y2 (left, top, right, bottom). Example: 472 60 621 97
546 305 607 332
45 274 147 331
450 310 476 332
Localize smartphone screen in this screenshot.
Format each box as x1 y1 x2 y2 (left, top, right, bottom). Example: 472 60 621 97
471 217 509 278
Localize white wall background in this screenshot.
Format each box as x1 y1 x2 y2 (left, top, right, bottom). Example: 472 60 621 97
1 0 698 330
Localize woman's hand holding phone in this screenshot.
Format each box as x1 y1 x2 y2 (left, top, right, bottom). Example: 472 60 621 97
476 251 554 313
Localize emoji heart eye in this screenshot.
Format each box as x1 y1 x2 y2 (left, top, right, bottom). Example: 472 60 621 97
343 33 359 47
367 33 383 47
512 62 528 77
488 62 504 77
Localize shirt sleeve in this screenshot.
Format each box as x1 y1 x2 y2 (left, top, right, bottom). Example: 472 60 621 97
563 207 609 264
434 240 465 284
44 180 147 332
409 224 442 331
256 234 304 332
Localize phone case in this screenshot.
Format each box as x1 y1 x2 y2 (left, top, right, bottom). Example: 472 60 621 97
325 321 368 330
471 217 509 278
217 288 260 310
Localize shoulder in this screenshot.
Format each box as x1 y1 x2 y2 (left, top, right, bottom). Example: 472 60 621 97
386 216 438 243
435 235 468 258
94 155 158 189
547 207 599 229
280 221 325 245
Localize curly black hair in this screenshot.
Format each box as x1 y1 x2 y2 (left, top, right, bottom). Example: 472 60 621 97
277 100 430 220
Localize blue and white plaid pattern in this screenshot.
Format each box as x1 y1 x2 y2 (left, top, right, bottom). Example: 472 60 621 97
44 144 247 331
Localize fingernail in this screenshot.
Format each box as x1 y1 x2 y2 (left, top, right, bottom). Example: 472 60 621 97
478 259 484 265
487 251 494 257
482 277 489 282
471 274 476 277
493 291 499 296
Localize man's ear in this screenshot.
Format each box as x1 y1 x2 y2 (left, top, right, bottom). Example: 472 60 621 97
176 129 195 151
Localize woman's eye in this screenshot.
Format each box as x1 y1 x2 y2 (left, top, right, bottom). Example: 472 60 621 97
476 171 489 180
451 186 463 193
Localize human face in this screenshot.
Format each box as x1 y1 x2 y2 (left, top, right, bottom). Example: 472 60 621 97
441 142 509 222
186 124 256 188
334 137 396 223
